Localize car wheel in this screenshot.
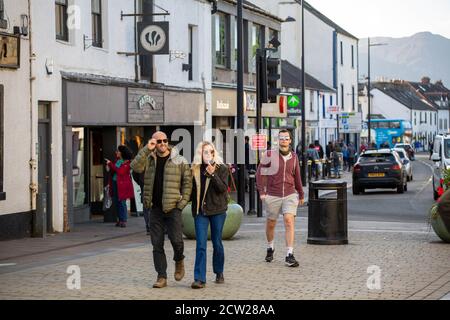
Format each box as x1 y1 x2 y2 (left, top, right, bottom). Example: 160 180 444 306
352 185 360 195
397 184 405 194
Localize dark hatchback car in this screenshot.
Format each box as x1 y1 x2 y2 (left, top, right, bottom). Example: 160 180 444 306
352 149 408 195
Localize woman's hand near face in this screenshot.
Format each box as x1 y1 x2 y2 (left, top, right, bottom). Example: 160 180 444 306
206 163 216 175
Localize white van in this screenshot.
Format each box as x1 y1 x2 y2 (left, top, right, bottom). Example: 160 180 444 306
431 135 450 199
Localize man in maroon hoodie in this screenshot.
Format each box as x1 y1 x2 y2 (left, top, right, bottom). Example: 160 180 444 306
256 130 304 267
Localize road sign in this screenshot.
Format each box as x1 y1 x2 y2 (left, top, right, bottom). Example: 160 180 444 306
339 112 362 133
327 105 340 114
288 95 300 108
251 134 267 151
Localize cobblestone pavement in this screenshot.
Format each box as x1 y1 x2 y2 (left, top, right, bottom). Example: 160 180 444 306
1 218 449 300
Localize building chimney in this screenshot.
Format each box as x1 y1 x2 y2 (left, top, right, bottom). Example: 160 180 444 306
435 80 443 86
421 76 431 85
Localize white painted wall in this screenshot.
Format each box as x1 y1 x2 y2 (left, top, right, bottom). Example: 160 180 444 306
304 9 335 89
27 0 212 232
0 0 32 216
337 34 358 113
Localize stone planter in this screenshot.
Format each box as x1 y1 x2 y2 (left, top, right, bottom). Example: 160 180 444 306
430 205 450 243
182 203 244 240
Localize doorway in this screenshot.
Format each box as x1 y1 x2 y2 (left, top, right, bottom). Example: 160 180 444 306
38 102 52 233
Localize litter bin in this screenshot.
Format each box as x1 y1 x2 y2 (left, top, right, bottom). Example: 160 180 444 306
307 180 348 245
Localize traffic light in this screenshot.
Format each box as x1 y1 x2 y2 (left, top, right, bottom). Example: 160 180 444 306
266 58 281 103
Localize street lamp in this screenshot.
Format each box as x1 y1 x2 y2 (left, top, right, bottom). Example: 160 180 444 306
237 0 245 208
300 0 306 186
367 38 387 146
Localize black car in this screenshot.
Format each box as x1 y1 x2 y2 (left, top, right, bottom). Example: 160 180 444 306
352 149 408 195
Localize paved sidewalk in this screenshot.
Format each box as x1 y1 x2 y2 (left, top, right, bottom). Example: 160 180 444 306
1 202 449 300
0 217 148 261
0 220 449 300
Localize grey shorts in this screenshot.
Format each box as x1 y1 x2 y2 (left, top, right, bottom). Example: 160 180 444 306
264 193 299 221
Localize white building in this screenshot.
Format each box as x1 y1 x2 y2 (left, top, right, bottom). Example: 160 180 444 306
249 0 359 145
0 0 32 239
371 81 438 150
0 0 213 239
410 77 450 136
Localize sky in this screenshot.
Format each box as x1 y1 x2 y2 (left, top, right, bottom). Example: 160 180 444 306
306 0 450 39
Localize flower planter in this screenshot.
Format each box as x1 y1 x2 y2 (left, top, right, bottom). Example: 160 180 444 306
181 203 244 240
429 205 450 243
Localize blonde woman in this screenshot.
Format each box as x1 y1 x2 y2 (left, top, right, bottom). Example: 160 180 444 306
190 141 229 289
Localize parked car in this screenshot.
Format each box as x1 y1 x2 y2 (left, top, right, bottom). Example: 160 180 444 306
431 135 450 200
352 149 408 195
394 143 415 161
393 148 413 181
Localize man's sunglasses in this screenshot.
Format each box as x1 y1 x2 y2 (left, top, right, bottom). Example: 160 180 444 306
157 139 168 144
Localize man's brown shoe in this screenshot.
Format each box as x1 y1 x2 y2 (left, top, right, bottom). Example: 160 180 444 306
174 260 185 281
152 277 167 288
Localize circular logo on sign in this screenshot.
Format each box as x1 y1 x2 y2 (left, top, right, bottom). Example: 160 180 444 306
140 25 166 53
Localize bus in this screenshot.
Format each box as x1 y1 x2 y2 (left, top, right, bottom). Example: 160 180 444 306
369 119 413 149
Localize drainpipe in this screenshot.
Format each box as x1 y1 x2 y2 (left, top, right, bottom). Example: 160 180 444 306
28 0 37 211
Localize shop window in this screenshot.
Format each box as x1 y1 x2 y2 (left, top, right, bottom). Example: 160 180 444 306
72 127 87 207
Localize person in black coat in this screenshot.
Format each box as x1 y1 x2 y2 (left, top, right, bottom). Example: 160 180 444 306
190 141 229 289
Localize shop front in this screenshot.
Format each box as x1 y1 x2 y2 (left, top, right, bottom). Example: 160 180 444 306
63 76 204 227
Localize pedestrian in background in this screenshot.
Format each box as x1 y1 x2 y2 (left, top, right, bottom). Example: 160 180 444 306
190 141 229 289
131 131 192 289
326 141 333 160
332 143 342 178
342 143 349 171
256 129 304 268
307 143 320 179
106 145 134 228
347 143 356 172
429 141 434 160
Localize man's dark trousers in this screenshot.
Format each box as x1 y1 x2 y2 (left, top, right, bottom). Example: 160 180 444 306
149 207 185 279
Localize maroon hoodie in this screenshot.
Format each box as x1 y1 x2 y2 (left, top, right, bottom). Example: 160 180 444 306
256 150 304 199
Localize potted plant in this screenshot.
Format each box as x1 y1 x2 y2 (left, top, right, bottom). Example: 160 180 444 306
181 197 244 240
429 169 450 243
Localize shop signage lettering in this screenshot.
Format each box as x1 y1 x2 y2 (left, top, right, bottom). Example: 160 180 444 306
138 94 156 110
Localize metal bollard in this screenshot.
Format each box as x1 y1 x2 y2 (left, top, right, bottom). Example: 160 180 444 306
322 159 327 179
247 170 256 216
33 193 47 238
315 160 320 181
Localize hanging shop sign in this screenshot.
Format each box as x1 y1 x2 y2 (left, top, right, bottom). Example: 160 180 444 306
0 32 20 68
137 21 169 55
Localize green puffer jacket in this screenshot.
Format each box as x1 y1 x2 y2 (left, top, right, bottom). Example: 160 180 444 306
131 146 192 213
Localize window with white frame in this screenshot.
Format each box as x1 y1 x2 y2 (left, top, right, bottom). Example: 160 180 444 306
91 0 102 48
214 12 228 68
55 0 69 41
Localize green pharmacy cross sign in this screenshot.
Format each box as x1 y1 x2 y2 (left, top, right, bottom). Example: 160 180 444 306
288 95 300 108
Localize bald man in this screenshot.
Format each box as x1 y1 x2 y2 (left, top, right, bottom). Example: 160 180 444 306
131 131 192 288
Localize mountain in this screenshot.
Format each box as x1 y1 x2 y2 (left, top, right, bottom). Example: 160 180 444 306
358 32 450 87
